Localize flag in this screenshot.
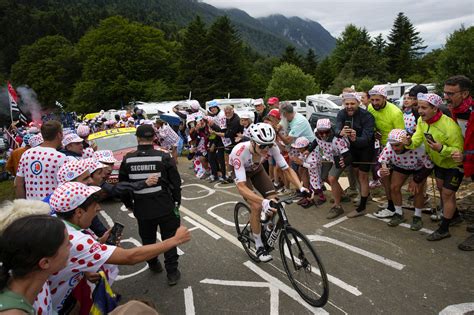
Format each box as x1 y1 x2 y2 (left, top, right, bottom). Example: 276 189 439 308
56 100 63 109
7 81 28 125
89 271 120 315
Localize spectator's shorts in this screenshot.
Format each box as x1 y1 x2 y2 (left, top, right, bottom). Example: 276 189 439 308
321 162 344 180
350 146 374 172
434 165 464 192
245 164 277 198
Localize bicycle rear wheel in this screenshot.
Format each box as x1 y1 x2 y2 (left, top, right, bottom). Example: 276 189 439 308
234 202 259 262
279 226 329 307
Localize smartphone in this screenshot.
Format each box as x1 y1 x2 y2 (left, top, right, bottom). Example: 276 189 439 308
106 222 125 245
424 133 435 143
344 121 352 129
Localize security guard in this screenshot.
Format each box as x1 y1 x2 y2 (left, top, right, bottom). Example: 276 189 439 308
119 124 182 285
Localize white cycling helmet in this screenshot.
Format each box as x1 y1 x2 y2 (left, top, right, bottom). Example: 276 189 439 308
249 123 276 145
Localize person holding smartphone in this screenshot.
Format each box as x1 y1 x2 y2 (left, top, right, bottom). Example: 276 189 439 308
403 93 464 241
335 93 375 218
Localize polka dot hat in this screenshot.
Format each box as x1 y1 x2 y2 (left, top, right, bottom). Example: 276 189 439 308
291 137 310 149
50 182 101 213
83 158 107 174
341 92 361 102
316 118 332 131
368 86 387 98
417 93 443 107
387 129 407 144
94 150 118 164
29 134 44 148
62 133 83 147
57 160 89 185
76 124 90 138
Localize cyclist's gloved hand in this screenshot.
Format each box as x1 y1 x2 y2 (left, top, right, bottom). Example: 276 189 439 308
261 199 276 222
299 187 312 198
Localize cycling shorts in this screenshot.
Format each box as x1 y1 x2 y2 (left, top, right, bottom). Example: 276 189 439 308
434 165 463 192
350 146 374 172
245 164 276 198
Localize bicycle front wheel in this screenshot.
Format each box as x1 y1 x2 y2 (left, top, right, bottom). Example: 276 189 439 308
279 227 329 307
234 202 259 262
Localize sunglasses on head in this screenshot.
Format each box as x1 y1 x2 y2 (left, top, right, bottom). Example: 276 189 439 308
258 143 274 149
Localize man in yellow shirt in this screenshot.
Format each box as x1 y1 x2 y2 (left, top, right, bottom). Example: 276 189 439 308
403 93 464 241
368 86 405 218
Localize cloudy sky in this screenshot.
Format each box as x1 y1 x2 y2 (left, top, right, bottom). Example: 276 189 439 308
202 0 474 50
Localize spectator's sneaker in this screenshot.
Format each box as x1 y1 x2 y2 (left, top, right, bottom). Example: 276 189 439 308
344 187 359 198
369 179 382 189
387 213 406 227
427 229 451 241
148 261 163 273
430 210 443 222
347 209 366 218
256 247 273 262
374 208 395 218
301 199 315 209
458 234 474 251
437 215 463 227
273 181 284 190
207 175 216 183
167 270 181 286
410 216 423 231
218 176 225 182
327 205 344 219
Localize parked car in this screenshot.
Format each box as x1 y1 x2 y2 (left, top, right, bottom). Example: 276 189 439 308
306 94 343 116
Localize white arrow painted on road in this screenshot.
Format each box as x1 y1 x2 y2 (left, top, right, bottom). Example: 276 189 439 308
439 302 474 314
181 184 215 200
206 201 239 227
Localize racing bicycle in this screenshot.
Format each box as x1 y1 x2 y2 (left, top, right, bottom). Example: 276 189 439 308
234 194 329 307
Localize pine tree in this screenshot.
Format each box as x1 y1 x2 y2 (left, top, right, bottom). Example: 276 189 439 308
303 49 318 76
373 33 386 57
280 46 303 68
385 12 427 79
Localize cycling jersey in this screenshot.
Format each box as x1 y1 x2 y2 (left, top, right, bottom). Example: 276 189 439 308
315 136 349 161
229 142 288 183
378 144 433 171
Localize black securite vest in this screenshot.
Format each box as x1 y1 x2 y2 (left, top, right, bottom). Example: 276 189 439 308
119 144 181 220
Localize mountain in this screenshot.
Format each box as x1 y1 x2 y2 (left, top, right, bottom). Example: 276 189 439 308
0 0 336 73
258 15 336 57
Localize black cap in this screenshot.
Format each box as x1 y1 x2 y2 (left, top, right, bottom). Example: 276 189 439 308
136 124 155 138
408 84 428 97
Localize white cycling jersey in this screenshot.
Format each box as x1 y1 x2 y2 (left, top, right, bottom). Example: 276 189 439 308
229 141 289 183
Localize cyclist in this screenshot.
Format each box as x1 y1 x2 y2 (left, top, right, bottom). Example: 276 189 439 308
229 123 310 262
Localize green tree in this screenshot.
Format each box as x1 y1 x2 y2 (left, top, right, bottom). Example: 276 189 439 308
71 16 176 112
201 16 251 101
331 24 372 73
357 77 377 92
266 63 318 100
176 16 209 101
280 46 303 68
315 57 335 92
436 26 474 93
10 35 80 108
303 49 318 76
385 12 427 79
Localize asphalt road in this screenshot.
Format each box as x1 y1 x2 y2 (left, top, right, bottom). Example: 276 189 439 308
102 159 474 315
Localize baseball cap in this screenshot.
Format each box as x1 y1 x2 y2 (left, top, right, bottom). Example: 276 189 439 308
267 97 279 105
50 182 101 213
57 160 89 185
268 109 281 120
62 133 83 147
94 150 118 164
136 124 155 138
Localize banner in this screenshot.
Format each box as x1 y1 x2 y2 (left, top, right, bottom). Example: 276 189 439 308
7 81 28 124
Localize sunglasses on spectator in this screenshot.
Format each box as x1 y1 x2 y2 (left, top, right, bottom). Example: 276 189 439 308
258 143 274 149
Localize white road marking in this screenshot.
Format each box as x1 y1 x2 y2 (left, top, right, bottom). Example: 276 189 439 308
180 206 360 297
323 216 348 228
206 201 238 226
214 182 234 189
245 261 329 315
181 184 215 200
439 302 474 314
188 227 199 231
183 216 221 240
306 234 404 270
100 211 114 228
184 286 196 315
120 205 128 211
365 214 434 234
115 237 149 281
215 189 243 198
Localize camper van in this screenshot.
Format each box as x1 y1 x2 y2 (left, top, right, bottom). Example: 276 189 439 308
305 94 343 117
373 80 415 101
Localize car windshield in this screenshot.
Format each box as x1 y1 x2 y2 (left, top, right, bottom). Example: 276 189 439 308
93 133 137 151
328 96 343 106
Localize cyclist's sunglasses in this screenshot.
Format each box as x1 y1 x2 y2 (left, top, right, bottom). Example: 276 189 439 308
258 143 274 149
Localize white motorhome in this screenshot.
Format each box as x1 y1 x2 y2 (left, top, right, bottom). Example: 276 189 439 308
205 99 254 114
305 94 343 117
373 80 415 101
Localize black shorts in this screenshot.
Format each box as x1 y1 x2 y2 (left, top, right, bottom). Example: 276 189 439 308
245 164 277 198
434 165 464 192
350 146 375 172
392 165 416 175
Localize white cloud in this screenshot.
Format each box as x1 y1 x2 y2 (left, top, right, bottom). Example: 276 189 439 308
202 0 474 47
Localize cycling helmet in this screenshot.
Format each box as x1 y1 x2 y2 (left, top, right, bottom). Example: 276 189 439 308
249 123 276 145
